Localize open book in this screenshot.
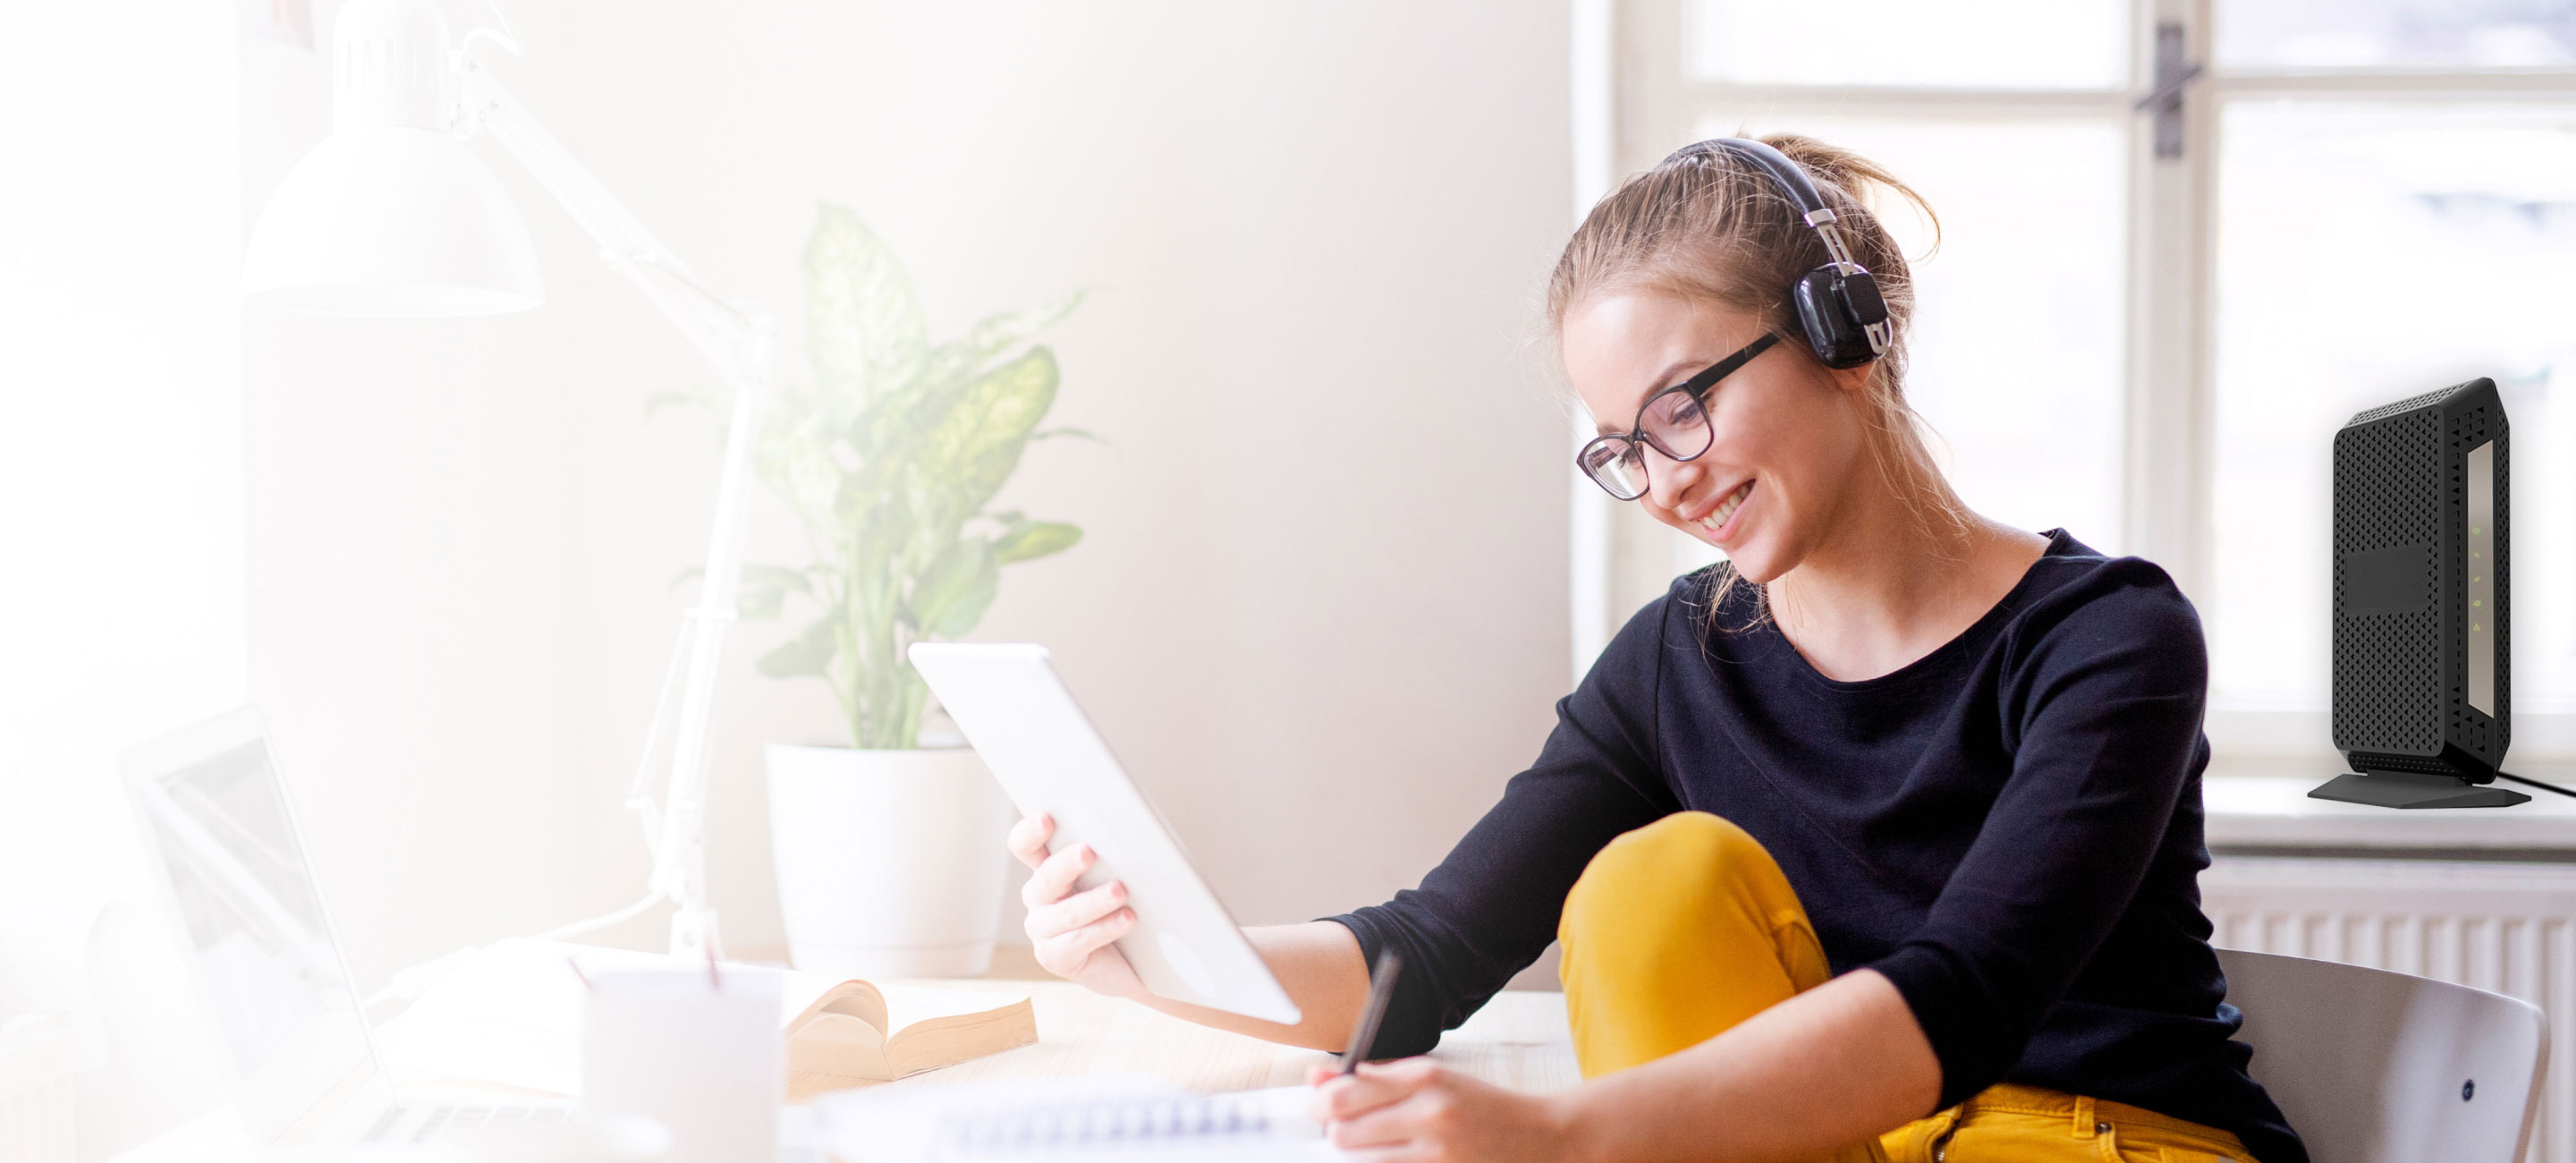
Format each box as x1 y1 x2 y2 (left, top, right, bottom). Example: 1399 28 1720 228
377 938 1036 1100
783 975 1038 1098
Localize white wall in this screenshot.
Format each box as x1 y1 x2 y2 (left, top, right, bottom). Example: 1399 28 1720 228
245 1 1576 989
0 3 247 1155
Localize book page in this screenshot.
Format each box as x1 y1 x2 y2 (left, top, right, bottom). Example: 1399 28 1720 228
879 984 1031 1034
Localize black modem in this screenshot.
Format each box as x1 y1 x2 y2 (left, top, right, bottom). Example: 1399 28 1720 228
2310 378 2521 808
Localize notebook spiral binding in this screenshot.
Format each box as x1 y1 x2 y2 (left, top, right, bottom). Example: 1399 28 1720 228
937 1091 1296 1156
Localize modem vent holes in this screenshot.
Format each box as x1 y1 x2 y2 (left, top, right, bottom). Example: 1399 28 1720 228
2332 408 2442 755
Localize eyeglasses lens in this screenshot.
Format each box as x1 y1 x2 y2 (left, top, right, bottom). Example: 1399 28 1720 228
1641 389 1713 462
1580 438 1648 500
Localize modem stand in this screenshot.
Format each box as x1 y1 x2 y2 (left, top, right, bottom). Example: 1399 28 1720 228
2309 769 2530 809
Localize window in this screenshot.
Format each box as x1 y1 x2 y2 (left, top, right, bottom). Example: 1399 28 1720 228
1580 0 2576 763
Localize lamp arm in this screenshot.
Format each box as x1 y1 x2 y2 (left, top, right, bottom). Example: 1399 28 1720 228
457 64 770 958
457 66 770 389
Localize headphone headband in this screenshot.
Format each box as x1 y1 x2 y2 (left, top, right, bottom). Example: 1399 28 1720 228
1662 139 1827 220
1657 137 1892 369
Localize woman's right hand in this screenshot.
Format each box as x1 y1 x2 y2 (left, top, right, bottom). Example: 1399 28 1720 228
1008 812 1147 998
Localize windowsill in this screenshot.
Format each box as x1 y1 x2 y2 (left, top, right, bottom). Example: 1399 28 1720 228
2205 772 2576 857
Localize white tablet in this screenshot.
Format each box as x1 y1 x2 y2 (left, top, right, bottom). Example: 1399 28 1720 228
908 642 1301 1024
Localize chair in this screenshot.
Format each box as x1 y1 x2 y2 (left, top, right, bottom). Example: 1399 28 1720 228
2217 947 2547 1163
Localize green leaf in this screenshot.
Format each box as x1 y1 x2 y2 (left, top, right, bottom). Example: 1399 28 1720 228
994 521 1081 564
803 203 928 398
737 585 784 621
645 386 718 420
913 289 1086 388
964 290 1085 362
740 564 814 598
671 563 810 601
847 498 913 615
909 539 1000 639
756 617 838 678
918 346 1060 515
1030 426 1102 444
775 439 848 541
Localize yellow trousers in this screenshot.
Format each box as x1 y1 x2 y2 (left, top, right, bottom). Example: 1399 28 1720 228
1556 812 2258 1163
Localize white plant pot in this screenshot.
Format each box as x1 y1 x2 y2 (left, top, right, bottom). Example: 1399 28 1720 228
766 743 1013 980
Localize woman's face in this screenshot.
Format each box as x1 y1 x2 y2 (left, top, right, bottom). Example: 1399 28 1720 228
1562 288 1871 585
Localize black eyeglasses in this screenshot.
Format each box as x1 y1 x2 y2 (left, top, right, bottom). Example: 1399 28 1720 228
1574 331 1780 500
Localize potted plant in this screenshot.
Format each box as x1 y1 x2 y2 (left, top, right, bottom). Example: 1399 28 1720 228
710 203 1087 978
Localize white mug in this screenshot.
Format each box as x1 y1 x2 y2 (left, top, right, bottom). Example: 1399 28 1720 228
580 968 779 1163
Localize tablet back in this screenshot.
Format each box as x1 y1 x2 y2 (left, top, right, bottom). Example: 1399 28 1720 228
908 643 1302 1024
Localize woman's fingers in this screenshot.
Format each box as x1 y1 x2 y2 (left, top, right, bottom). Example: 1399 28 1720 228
1020 841 1093 909
1328 1091 1453 1152
1036 904 1134 969
1030 879 1128 938
1309 1057 1437 1127
1308 1059 1560 1161
1006 813 1054 870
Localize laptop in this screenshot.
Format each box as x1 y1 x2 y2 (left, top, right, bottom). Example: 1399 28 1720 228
119 706 564 1146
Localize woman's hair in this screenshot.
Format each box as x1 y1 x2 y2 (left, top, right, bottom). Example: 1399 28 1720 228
1546 132 1970 623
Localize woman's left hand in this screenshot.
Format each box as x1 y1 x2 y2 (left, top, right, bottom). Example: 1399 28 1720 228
1306 1058 1581 1163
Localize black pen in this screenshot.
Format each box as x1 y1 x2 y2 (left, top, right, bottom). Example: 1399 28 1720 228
1337 948 1404 1074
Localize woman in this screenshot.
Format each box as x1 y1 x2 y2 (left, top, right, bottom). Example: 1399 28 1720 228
1006 134 2301 1163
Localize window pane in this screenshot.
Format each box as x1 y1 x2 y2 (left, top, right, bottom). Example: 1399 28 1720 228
1691 0 2128 89
2210 102 2576 710
1688 117 2130 555
2216 0 2576 72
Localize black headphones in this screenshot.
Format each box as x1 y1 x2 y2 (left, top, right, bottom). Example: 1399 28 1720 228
1659 138 1892 369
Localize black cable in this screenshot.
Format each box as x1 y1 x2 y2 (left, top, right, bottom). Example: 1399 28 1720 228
2496 771 2576 800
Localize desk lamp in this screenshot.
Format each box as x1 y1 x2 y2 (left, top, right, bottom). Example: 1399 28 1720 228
244 0 771 957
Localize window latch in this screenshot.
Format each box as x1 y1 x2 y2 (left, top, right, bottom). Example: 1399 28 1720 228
2134 21 2207 159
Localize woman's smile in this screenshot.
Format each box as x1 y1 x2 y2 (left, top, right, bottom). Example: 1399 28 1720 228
1694 479 1754 544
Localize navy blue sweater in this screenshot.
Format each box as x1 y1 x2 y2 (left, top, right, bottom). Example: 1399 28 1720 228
1328 531 2301 1163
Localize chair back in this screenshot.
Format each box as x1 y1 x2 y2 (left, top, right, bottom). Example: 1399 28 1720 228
2217 947 2547 1163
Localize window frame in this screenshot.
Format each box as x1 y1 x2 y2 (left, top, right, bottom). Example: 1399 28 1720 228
1574 0 2576 768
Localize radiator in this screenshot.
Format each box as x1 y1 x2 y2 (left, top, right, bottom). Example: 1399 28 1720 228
0 1013 79 1163
2203 855 2576 1163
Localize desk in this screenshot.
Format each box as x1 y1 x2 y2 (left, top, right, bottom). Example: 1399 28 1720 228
115 962 1582 1161
842 975 1581 1099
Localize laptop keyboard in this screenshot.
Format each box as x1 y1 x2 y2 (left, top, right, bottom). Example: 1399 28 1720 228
360 1101 566 1143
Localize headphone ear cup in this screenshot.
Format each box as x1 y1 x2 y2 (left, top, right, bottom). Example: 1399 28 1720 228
1793 268 1878 369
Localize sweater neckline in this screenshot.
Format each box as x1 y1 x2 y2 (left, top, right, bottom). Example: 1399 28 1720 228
1747 528 2072 693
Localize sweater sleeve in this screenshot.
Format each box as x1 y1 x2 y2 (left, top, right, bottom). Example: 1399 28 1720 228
1865 564 2211 1107
1326 590 1686 1057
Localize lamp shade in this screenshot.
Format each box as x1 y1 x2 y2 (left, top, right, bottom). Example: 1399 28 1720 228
242 124 544 316
242 0 541 316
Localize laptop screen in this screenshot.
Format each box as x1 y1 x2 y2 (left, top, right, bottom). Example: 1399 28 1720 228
129 731 374 1140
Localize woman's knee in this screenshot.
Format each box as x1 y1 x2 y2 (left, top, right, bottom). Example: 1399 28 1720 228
1556 811 1822 1076
1562 811 1770 939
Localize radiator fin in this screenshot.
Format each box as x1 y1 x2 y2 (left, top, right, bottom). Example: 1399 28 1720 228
2206 857 2576 1163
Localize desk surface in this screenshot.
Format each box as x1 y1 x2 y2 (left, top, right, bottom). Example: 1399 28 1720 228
850 974 1583 1098
114 967 1580 1162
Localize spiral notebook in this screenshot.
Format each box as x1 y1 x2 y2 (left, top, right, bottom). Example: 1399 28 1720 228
817 1077 1349 1161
